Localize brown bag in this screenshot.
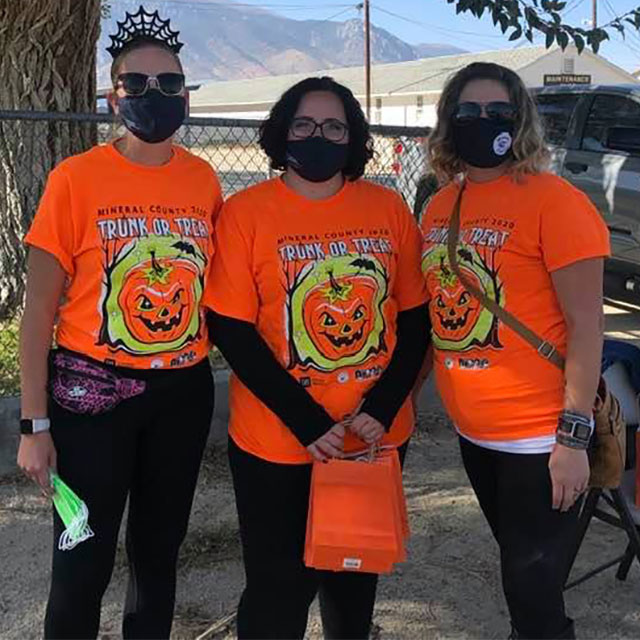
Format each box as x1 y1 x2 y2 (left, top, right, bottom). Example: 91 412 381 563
446 182 625 489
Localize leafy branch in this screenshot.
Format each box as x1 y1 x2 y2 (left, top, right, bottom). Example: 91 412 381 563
447 0 640 53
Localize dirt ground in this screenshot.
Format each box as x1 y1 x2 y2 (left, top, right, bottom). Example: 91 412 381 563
1 406 639 640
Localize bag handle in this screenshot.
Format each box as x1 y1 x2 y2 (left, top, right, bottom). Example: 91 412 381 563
446 182 566 371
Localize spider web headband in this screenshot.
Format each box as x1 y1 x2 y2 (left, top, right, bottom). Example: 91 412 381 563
106 5 183 59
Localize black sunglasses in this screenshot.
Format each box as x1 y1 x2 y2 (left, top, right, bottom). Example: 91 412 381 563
452 101 518 125
116 72 185 97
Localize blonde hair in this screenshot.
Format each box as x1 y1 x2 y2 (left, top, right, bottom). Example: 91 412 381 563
428 62 550 184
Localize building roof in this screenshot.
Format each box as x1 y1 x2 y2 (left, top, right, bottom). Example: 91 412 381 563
190 46 552 108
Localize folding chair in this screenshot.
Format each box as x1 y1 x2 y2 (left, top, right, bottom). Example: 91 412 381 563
564 347 640 590
564 473 640 589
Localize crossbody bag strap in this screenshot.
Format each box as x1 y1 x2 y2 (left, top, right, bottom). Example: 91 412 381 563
446 181 566 371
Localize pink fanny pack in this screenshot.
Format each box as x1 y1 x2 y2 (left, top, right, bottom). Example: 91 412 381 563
49 351 146 415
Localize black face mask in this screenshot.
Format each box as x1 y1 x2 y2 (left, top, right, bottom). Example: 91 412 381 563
118 90 186 144
286 137 349 183
452 118 514 169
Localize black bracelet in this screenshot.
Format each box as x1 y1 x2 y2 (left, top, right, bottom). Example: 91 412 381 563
556 431 590 450
556 410 593 450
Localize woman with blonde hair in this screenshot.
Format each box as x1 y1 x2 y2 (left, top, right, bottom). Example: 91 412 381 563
419 62 609 639
18 8 222 637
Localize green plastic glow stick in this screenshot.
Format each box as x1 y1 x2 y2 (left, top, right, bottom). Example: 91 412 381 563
50 472 94 551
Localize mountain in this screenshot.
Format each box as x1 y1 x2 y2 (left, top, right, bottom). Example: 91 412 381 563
413 43 467 58
97 0 466 87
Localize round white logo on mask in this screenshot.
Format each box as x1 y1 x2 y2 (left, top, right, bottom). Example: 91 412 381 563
493 132 512 156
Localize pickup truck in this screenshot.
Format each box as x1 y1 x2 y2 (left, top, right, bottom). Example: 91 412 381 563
533 84 640 300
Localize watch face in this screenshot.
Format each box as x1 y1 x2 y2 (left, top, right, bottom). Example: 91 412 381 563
19 419 33 434
575 423 592 441
558 419 573 434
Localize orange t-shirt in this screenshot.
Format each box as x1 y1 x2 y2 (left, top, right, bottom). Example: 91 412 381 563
203 177 428 463
421 173 610 441
26 143 222 369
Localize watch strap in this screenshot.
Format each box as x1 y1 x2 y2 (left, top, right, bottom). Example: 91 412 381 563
556 411 593 449
20 418 51 434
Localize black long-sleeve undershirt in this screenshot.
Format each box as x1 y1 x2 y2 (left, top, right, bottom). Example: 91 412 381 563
360 303 430 429
208 303 430 446
208 311 334 446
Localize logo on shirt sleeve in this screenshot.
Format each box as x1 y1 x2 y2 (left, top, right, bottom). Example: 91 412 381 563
99 234 206 355
287 255 388 372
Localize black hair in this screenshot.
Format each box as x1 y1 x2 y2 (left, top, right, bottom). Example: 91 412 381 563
110 38 183 86
259 76 373 180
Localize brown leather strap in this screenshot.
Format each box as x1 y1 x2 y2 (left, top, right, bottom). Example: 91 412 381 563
446 182 566 371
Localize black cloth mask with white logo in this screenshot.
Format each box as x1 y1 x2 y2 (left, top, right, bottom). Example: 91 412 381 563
286 137 349 183
452 118 514 169
118 90 186 144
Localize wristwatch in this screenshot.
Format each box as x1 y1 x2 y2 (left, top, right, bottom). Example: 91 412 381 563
20 418 51 435
556 411 593 449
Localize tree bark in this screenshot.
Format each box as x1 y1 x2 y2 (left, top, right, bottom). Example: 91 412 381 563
0 0 101 318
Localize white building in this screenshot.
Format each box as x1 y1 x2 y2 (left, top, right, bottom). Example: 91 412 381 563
189 45 638 127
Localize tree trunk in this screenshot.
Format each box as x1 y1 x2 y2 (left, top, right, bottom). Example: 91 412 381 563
0 0 101 319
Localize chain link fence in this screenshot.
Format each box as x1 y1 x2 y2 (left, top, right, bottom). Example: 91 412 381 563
0 111 432 397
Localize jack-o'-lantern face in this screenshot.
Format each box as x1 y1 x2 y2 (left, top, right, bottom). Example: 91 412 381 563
304 273 376 360
119 252 198 344
101 234 206 356
421 244 503 352
433 282 481 341
290 255 388 371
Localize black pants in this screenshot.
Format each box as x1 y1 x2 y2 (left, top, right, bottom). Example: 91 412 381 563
459 437 579 640
44 359 214 640
229 437 408 640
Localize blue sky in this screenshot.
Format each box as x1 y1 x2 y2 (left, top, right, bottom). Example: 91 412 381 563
236 0 640 72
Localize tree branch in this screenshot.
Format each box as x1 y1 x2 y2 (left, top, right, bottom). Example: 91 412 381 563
447 0 640 54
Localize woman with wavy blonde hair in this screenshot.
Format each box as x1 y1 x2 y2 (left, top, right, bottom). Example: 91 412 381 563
419 62 610 639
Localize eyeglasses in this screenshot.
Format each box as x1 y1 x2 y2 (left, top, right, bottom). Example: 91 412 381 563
290 117 349 143
116 72 185 97
452 101 518 125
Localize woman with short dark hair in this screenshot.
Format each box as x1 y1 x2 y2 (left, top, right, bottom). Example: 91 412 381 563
259 76 373 179
204 76 430 639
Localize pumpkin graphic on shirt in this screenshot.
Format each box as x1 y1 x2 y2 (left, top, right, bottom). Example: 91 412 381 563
99 234 207 355
288 255 388 371
422 244 503 352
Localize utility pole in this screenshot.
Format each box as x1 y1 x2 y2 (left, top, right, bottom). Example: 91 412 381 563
363 0 371 120
592 0 597 28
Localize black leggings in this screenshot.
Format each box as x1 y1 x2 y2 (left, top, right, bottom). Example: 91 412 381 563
45 359 214 640
459 437 579 640
228 437 408 640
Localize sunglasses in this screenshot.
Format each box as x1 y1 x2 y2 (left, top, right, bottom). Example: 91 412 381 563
452 101 518 125
116 72 185 97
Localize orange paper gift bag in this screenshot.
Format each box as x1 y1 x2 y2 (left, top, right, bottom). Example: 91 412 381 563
304 448 407 574
380 449 410 541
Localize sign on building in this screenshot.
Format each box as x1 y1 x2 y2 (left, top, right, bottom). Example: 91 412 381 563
543 74 592 85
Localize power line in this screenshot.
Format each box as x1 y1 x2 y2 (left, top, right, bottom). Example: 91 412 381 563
387 65 462 95
317 5 358 23
562 0 588 18
600 0 640 63
110 0 355 11
371 4 516 55
373 4 507 39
